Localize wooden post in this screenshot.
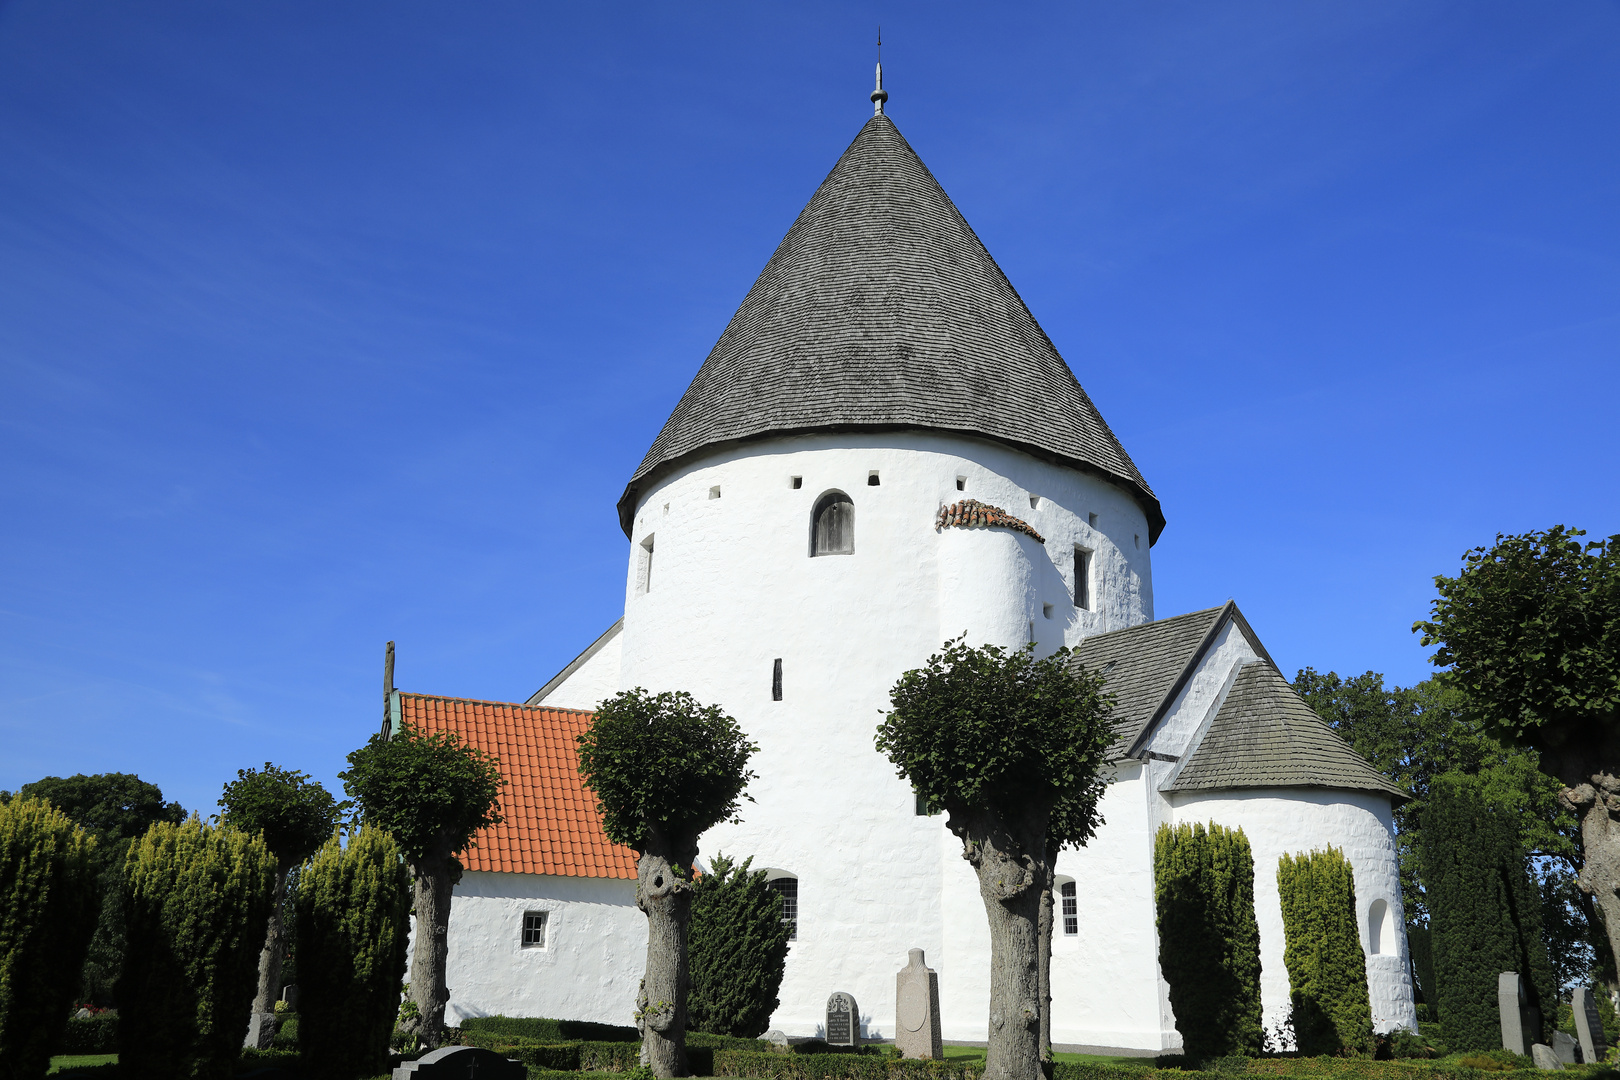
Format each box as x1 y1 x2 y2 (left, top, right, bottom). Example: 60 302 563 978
382 640 395 739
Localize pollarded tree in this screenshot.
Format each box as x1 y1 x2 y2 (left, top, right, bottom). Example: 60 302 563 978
576 688 757 1079
875 639 1114 1080
1415 527 1620 977
341 724 504 1048
218 763 347 1047
687 853 790 1038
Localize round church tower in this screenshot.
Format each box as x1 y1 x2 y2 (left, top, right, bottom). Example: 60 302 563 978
613 89 1163 1037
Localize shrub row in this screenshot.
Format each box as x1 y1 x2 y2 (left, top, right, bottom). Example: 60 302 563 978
459 1016 641 1044
710 1049 983 1080
59 1013 119 1054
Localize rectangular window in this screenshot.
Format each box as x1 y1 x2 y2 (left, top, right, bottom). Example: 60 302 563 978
772 658 783 701
639 535 654 593
1061 882 1078 936
914 791 940 817
522 910 548 948
1073 547 1091 610
767 878 798 940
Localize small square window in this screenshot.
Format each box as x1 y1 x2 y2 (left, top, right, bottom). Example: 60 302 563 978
1029 495 1040 509
709 486 721 499
868 472 881 486
1088 512 1098 528
914 791 940 816
1042 603 1054 619
791 476 802 489
522 910 548 948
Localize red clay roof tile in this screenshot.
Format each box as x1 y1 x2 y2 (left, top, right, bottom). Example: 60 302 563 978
399 692 638 880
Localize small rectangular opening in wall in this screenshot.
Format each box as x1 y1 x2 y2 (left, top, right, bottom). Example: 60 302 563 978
1029 495 1040 509
1088 512 1098 528
709 486 721 499
1042 603 1054 619
1073 547 1091 610
662 503 669 515
1134 534 1140 549
868 471 880 486
1028 620 1035 643
914 791 940 817
956 476 966 491
521 910 547 948
639 535 654 594
772 658 783 701
791 476 802 489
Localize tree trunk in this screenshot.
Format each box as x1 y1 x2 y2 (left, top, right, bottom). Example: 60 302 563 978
406 849 458 1050
949 804 1049 1080
635 831 696 1079
245 863 291 1049
1561 769 1620 990
1038 840 1059 1066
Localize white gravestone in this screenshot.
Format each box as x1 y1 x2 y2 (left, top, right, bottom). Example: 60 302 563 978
894 948 942 1059
1501 972 1531 1056
825 991 859 1047
1574 987 1609 1065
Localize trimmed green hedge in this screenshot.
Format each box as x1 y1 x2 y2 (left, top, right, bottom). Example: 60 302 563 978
459 1016 640 1043
59 1013 119 1054
1276 848 1373 1056
709 1049 983 1080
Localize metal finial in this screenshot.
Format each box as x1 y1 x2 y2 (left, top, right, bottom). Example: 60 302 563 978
871 30 888 116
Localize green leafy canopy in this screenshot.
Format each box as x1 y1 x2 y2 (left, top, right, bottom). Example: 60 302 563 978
875 637 1114 826
218 762 349 868
576 688 758 851
340 724 505 864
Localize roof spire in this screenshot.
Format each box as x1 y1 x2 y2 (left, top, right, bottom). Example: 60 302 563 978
871 28 888 115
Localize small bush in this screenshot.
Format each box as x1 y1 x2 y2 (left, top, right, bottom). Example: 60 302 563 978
58 1013 119 1054
272 1013 299 1050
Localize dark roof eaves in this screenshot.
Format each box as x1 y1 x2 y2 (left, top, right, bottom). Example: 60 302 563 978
1167 778 1409 804
616 423 1166 543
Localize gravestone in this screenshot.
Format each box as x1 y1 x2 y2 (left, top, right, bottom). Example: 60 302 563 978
393 1046 525 1080
894 948 942 1059
1552 1031 1580 1065
281 984 299 1010
1531 1043 1563 1070
1502 972 1530 1055
1574 987 1608 1065
825 991 859 1047
764 1030 789 1048
244 1012 276 1050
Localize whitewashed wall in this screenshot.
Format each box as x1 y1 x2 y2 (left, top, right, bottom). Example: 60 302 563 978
438 871 645 1026
1166 790 1418 1038
536 624 622 712
616 432 1155 1040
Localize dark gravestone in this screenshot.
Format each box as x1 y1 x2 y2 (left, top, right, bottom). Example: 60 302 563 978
1552 1031 1580 1065
825 991 859 1047
1574 987 1609 1066
392 1046 524 1080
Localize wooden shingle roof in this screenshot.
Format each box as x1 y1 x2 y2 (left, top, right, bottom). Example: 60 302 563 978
1072 606 1230 753
401 693 637 879
1168 663 1407 801
618 113 1162 543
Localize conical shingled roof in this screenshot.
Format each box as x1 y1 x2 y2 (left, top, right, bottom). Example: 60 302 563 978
617 113 1164 542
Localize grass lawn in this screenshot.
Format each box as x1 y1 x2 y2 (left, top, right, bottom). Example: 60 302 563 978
48 1054 116 1074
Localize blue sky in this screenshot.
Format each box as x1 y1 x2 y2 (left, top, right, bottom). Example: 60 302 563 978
2 2 1617 814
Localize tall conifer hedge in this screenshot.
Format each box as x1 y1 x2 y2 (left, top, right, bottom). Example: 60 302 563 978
117 817 277 1080
1154 821 1263 1062
687 853 791 1038
1421 777 1555 1052
293 825 410 1080
0 798 99 1080
1277 847 1373 1056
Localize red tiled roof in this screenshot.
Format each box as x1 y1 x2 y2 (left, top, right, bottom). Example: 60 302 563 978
400 692 638 880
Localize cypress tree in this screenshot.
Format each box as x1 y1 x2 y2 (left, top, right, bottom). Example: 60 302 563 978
117 817 277 1080
1154 821 1264 1062
0 799 100 1080
1277 847 1373 1056
687 853 790 1038
1422 776 1555 1052
294 826 409 1080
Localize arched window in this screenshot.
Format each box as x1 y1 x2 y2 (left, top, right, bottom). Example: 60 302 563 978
764 871 799 940
1368 898 1392 955
811 491 854 556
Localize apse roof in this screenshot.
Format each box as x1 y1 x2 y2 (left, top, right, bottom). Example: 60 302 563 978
400 692 637 879
617 111 1162 542
1166 663 1409 802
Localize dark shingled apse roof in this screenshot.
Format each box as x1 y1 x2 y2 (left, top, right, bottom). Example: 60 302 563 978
617 113 1163 541
1073 606 1228 753
1167 662 1408 802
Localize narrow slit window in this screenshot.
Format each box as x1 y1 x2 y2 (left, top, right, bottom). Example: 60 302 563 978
1073 547 1091 610
956 476 966 491
810 491 854 556
1088 512 1098 528
766 878 798 940
1029 495 1040 509
1061 882 1078 936
791 476 802 489
522 910 548 948
772 659 783 701
1134 534 1140 550
639 535 655 594
868 471 881 486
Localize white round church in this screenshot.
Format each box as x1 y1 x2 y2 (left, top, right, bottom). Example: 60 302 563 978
402 81 1419 1053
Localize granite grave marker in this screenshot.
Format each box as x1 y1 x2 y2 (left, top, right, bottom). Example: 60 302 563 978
895 948 942 1059
1574 987 1608 1065
826 992 859 1047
